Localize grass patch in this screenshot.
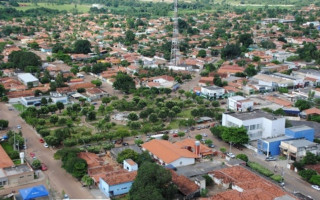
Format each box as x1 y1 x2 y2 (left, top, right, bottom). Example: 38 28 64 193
167 120 180 129
177 109 192 118
271 174 283 183
1 142 15 155
247 161 274 177
279 155 287 160
13 104 26 113
15 3 91 12
13 160 21 165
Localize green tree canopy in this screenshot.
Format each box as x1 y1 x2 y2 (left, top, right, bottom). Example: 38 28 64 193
117 149 139 164
129 162 177 200
113 72 136 93
8 51 41 70
74 40 91 54
221 44 241 59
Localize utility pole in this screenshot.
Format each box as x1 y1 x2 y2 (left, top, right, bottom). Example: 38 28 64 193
170 0 181 67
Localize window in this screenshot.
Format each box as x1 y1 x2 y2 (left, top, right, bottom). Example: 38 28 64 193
250 125 256 130
180 161 182 165
244 126 249 130
20 176 24 178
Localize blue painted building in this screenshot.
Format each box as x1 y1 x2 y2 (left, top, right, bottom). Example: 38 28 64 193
285 125 314 142
258 125 314 156
99 160 138 198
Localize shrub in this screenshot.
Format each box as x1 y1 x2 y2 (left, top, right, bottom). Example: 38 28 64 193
271 174 283 183
310 175 320 186
248 162 274 177
299 169 317 181
236 154 248 162
63 139 78 147
202 175 214 186
9 151 19 159
39 129 50 137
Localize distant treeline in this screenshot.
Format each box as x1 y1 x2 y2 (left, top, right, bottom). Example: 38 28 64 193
0 7 64 20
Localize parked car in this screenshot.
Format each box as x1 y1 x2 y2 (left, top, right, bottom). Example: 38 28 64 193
174 130 178 134
202 133 208 137
227 152 236 158
122 142 129 146
173 134 178 137
41 163 47 171
190 127 195 131
311 185 320 191
39 138 45 143
265 156 277 161
63 194 70 200
44 143 49 148
196 126 201 130
17 125 21 129
208 144 215 148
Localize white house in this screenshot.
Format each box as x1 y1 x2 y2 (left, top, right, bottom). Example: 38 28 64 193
123 159 138 172
17 73 39 87
201 86 225 99
222 110 285 141
228 96 254 112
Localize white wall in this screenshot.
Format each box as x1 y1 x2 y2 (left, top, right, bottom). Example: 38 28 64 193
201 87 225 97
170 157 195 168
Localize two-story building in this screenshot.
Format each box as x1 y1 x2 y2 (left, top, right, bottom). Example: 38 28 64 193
200 85 225 99
280 139 320 161
227 96 254 112
222 110 285 141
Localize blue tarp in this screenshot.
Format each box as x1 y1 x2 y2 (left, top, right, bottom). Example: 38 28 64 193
19 185 49 200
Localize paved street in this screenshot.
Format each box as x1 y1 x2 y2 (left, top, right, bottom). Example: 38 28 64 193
0 103 94 199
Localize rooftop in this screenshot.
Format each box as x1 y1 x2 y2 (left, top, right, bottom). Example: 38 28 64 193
286 125 313 132
171 170 200 196
0 145 14 169
17 73 38 82
282 139 318 148
101 169 137 186
202 85 224 90
3 164 33 176
225 109 282 121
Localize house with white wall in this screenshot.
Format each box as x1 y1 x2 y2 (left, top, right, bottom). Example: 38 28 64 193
222 110 285 140
99 160 137 198
228 96 254 112
200 85 225 99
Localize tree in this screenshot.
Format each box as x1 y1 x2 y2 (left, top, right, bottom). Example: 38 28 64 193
74 40 91 54
27 42 39 50
125 30 135 43
310 175 320 186
302 152 318 165
299 169 317 181
177 132 185 138
50 115 59 124
261 40 276 49
195 134 202 141
162 134 169 140
294 99 311 110
129 162 177 200
197 49 207 58
102 97 111 105
0 119 9 129
202 175 214 186
44 135 60 146
63 157 87 179
56 102 64 113
221 44 241 59
117 149 139 163
81 175 94 188
0 84 6 97
212 101 220 107
238 33 253 48
205 139 213 145
91 79 102 87
113 72 135 93
41 97 47 105
32 159 41 169
87 111 96 121
116 128 130 140
221 126 249 145
128 112 139 121
8 51 41 70
244 65 257 77
149 113 158 123
236 154 248 162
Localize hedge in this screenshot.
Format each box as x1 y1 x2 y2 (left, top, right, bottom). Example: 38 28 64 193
248 161 274 177
271 174 282 183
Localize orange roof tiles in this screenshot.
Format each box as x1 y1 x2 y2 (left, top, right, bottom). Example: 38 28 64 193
171 170 199 196
265 96 292 107
101 170 137 186
7 90 34 98
208 166 295 200
141 139 198 164
125 159 137 166
0 145 14 168
304 107 320 115
69 82 95 90
174 138 213 156
218 65 244 74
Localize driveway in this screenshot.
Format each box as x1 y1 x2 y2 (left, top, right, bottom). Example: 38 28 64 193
0 103 94 199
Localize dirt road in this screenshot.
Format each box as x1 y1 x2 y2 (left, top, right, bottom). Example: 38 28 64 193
0 103 94 199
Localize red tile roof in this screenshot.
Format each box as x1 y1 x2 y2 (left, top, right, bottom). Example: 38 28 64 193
171 170 199 196
125 159 137 166
174 138 213 156
208 166 295 200
265 96 292 107
304 107 320 116
141 139 198 164
0 145 14 168
101 169 137 186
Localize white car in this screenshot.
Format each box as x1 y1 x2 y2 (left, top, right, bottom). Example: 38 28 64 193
227 152 236 158
44 143 49 148
202 133 208 137
63 194 70 200
17 125 21 129
311 185 320 191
